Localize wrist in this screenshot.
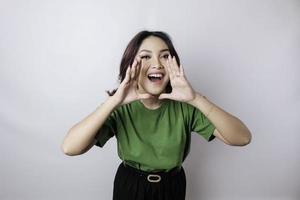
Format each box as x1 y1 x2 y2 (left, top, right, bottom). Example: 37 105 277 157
106 96 121 107
187 92 205 106
97 96 120 110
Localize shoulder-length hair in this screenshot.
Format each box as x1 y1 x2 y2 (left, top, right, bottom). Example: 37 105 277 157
106 30 180 96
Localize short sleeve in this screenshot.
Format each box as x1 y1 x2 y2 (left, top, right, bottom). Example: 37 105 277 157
94 110 117 148
190 106 216 142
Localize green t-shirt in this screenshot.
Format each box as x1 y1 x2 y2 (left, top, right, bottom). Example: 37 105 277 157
95 99 215 172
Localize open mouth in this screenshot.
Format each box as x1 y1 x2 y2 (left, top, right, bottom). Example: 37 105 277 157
147 73 164 82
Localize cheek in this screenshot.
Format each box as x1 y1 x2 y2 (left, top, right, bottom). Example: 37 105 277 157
160 59 168 66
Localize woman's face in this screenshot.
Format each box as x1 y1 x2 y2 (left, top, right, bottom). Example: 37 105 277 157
136 36 171 96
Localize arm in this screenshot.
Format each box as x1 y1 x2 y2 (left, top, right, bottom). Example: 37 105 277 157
61 97 119 156
158 56 252 146
188 93 252 146
61 56 152 156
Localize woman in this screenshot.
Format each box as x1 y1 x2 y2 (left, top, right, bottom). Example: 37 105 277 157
61 30 252 200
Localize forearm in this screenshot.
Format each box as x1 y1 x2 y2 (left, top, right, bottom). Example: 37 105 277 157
188 93 252 146
61 96 119 155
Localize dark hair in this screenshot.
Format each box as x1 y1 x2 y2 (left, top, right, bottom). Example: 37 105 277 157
106 30 181 96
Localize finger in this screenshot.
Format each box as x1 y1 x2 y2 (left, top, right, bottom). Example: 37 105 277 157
167 57 175 78
171 56 181 76
179 64 185 76
130 64 136 80
170 56 179 75
165 60 173 79
135 55 141 62
168 56 175 73
134 57 142 81
131 59 138 79
121 66 131 85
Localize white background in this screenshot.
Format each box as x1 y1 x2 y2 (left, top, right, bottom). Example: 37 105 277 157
1 0 299 199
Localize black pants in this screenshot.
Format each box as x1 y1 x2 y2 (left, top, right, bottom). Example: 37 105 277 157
113 162 186 200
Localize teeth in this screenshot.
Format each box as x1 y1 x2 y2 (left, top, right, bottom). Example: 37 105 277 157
148 73 163 78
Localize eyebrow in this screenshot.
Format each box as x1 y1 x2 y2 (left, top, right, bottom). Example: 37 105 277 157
139 49 170 53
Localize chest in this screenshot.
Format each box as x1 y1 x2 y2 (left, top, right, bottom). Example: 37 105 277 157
116 109 188 146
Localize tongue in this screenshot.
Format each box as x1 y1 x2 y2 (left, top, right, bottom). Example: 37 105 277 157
152 78 161 82
148 77 161 82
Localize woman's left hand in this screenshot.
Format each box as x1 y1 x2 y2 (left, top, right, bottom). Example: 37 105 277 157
159 56 197 103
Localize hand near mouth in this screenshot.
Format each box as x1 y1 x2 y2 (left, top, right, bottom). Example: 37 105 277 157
112 56 155 106
158 56 197 103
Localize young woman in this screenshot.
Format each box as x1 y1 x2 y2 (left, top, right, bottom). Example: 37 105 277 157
61 30 252 200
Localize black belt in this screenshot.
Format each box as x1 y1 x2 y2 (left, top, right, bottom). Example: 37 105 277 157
122 162 182 183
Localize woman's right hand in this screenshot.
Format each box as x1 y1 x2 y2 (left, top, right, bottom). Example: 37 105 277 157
111 56 154 106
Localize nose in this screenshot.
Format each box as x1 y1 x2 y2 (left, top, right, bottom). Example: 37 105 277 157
150 57 163 69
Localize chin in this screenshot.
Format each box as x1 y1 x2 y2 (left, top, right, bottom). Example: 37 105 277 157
146 89 163 96
142 85 165 96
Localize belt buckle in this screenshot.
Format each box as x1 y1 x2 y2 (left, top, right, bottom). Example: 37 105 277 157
147 174 161 183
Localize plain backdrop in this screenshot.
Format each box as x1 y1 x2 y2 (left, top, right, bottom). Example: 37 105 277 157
1 0 299 199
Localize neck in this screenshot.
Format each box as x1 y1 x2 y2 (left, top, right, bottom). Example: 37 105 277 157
140 94 168 110
140 97 164 109
138 85 167 109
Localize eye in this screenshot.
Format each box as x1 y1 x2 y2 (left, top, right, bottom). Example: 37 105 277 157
162 54 170 59
141 55 150 60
